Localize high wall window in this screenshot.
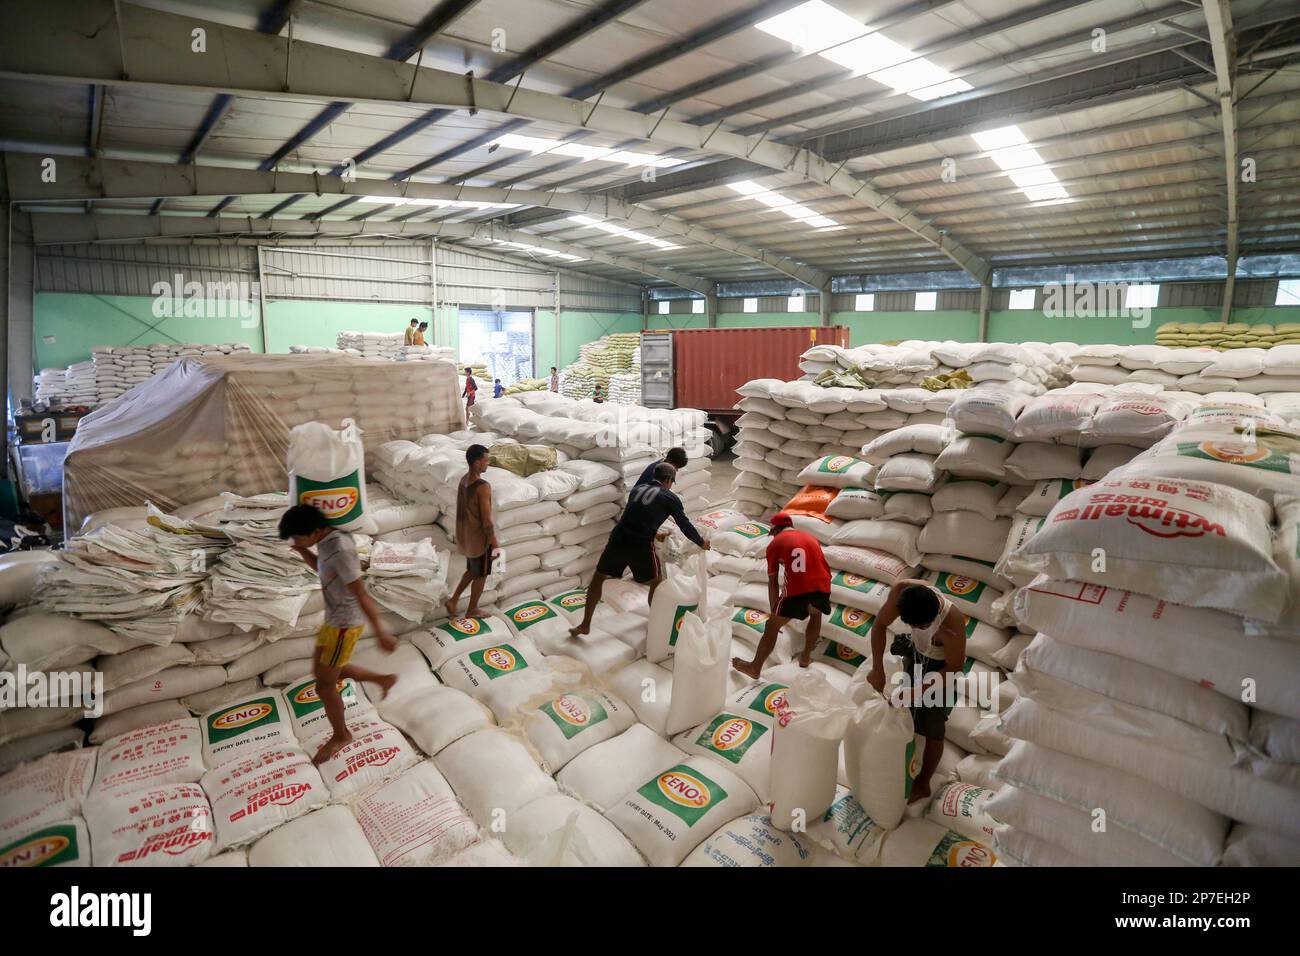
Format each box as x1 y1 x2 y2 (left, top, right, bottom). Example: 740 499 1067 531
855 293 875 311
657 300 670 315
1008 289 1035 309
915 291 937 311
743 298 758 313
1277 279 1300 305
1125 284 1159 309
692 299 704 314
788 295 805 312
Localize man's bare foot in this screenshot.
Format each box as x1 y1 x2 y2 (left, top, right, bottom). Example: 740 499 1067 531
312 733 352 766
908 784 931 805
569 623 590 638
732 657 762 680
377 674 399 701
465 607 484 619
797 650 813 668
444 599 458 618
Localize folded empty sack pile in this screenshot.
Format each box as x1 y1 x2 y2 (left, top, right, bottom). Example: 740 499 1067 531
62 353 461 531
722 336 1300 867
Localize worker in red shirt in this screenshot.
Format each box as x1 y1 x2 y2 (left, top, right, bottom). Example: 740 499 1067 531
732 511 832 678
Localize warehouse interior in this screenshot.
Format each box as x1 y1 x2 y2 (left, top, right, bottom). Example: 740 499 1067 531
0 0 1297 879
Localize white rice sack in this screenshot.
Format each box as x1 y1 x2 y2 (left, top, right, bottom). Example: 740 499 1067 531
1006 478 1285 620
861 424 950 464
948 389 1027 439
89 701 189 745
202 746 329 850
352 760 480 866
843 675 915 830
925 779 998 845
829 570 892 614
934 435 1012 479
91 718 205 796
523 688 637 773
0 749 96 839
822 545 916 583
879 818 997 867
1081 444 1141 480
309 714 420 799
711 521 771 557
918 511 1011 564
0 815 92 867
281 675 372 742
646 565 703 663
247 805 378 867
664 612 730 736
0 551 59 607
605 756 759 867
434 728 557 825
874 454 938 493
380 683 492 756
931 480 1004 520
1083 393 1189 447
1004 442 1083 482
200 690 293 768
824 487 885 520
1012 393 1101 442
1019 478 1094 516
832 520 923 565
796 455 877 489
681 812 824 867
499 599 571 643
84 782 214 867
768 671 855 830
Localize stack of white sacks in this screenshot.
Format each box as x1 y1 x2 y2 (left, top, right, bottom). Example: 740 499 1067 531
0 489 452 777
395 344 455 364
608 346 643 405
33 367 68 404
722 340 1300 867
336 331 404 360
1067 342 1300 396
67 342 255 408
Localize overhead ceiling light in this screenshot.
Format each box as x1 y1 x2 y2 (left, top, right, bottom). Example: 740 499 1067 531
727 181 839 230
727 181 767 196
565 214 683 250
491 133 683 169
970 124 1069 202
756 1 970 100
359 196 407 205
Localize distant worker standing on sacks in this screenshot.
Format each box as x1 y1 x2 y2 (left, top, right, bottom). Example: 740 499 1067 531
446 443 498 620
278 504 398 765
569 462 709 636
732 511 832 677
867 579 969 805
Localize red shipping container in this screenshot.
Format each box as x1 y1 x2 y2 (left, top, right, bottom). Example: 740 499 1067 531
642 326 849 415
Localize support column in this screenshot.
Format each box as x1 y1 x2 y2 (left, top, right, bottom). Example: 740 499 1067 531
819 283 831 326
706 285 718 328
553 271 561 372
429 238 439 344
1 165 10 430
978 282 991 343
1222 256 1237 324
254 246 270 353
641 289 650 330
7 208 34 409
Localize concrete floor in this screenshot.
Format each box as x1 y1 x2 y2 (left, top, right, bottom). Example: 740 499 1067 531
701 451 740 509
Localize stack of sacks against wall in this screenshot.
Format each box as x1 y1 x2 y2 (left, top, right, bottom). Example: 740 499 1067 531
1068 342 1300 398
991 471 1300 867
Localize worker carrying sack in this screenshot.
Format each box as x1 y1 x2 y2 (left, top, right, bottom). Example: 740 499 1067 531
288 418 375 533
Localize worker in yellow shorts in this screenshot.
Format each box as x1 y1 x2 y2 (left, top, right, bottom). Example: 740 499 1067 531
279 505 398 765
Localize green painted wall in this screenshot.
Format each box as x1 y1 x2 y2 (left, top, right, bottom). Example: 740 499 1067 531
832 311 981 346
263 300 435 354
716 312 816 329
34 292 264 369
535 310 643 373
645 312 709 331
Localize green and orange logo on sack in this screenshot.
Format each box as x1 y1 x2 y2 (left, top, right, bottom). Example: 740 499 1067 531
937 574 984 600
470 644 526 679
818 456 855 474
732 523 769 539
0 824 81 868
294 471 363 523
438 617 487 638
288 679 352 717
540 693 608 739
1056 478 1091 496
554 590 588 611
732 607 768 632
830 605 873 636
696 714 768 764
748 683 788 717
507 602 557 630
669 604 698 647
823 640 865 666
833 571 878 592
1177 440 1293 473
640 765 726 826
926 830 996 868
207 697 280 742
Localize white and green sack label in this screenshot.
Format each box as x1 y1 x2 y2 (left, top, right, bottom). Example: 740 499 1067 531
933 573 986 603
731 607 768 634
469 644 528 680
694 714 768 764
1175 440 1296 473
831 570 883 594
0 823 84 867
206 696 281 744
817 455 858 474
638 764 726 827
287 677 355 719
822 640 866 667
552 590 588 612
829 604 874 637
926 829 996 867
669 604 699 647
293 470 363 526
540 693 607 739
747 683 788 718
730 523 769 539
436 616 493 640
506 601 558 631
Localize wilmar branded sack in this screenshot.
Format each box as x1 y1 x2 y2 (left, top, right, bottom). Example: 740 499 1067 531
288 418 375 533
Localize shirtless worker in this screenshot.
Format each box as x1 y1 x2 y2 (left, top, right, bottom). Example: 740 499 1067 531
279 504 398 764
568 462 708 636
867 579 968 804
731 511 831 677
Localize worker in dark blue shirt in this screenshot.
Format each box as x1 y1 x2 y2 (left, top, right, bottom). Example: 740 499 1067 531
634 446 688 486
493 378 504 398
569 462 708 637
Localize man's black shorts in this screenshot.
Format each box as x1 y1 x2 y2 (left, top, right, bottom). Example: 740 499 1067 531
466 552 493 577
776 590 831 621
902 648 949 740
595 529 660 583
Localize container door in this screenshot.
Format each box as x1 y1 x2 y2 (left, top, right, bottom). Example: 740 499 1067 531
640 332 673 408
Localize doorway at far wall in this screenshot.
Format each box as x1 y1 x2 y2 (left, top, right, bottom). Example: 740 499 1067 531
458 308 535 387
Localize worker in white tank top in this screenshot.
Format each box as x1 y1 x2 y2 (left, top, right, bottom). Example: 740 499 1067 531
868 578 969 806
